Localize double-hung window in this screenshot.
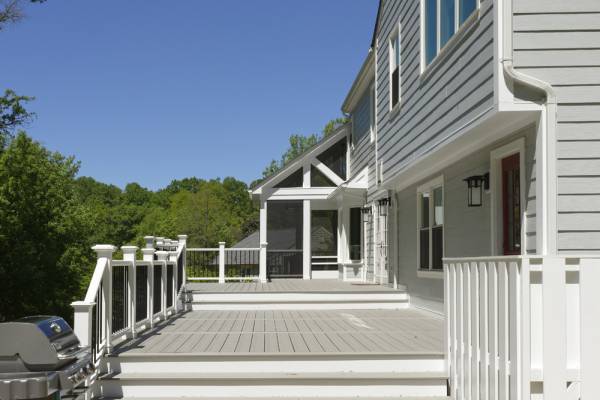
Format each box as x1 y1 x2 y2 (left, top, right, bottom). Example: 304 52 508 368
423 0 478 67
389 26 401 109
418 177 444 272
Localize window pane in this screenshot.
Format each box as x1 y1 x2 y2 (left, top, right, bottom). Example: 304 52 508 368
274 168 303 188
432 226 443 270
420 193 430 228
420 229 430 269
459 0 477 24
433 186 443 226
425 0 438 65
312 210 338 256
440 0 456 47
350 208 362 260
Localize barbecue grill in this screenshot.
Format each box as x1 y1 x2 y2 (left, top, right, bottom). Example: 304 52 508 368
0 316 94 400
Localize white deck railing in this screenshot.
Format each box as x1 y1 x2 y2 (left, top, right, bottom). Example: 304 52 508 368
444 256 600 400
71 235 188 366
187 243 264 282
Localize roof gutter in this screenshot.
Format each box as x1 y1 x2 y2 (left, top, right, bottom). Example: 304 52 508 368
499 0 557 255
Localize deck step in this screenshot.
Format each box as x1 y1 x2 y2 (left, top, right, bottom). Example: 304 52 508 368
187 291 409 310
98 371 448 398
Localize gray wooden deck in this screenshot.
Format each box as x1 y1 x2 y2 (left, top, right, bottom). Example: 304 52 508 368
185 279 399 293
115 308 443 356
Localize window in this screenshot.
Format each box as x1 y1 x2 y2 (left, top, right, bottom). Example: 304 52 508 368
349 208 362 260
418 177 444 272
352 87 374 144
422 0 478 67
389 26 401 108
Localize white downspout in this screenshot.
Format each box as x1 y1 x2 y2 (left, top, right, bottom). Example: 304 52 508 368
499 0 558 256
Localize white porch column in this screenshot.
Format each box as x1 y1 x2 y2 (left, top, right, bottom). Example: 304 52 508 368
218 242 226 284
303 199 311 280
169 248 178 313
93 244 116 354
122 245 138 337
259 242 268 283
259 199 268 281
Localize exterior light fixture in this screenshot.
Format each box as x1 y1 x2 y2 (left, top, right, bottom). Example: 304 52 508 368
463 173 489 207
361 206 372 223
378 197 391 216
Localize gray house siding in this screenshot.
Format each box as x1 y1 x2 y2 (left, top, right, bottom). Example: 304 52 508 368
393 127 536 303
375 0 495 190
513 0 600 253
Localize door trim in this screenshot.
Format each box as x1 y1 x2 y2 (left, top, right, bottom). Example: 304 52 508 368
490 138 526 256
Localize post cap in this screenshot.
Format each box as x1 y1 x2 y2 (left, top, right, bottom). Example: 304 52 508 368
219 241 226 246
121 245 138 253
71 301 96 311
141 248 155 255
143 236 155 248
155 250 169 261
178 234 188 241
92 244 117 258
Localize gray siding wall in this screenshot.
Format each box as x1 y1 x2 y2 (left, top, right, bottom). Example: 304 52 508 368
513 0 600 253
392 127 536 302
375 0 495 189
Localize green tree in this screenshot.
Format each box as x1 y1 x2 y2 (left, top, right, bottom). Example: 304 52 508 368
0 90 35 150
0 133 93 321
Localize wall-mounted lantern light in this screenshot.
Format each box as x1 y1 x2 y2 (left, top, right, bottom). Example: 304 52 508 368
378 197 391 216
463 172 489 207
361 206 372 223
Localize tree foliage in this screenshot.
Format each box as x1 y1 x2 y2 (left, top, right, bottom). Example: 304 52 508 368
0 89 35 150
258 117 348 181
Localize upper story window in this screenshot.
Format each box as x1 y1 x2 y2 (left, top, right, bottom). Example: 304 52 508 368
423 0 478 67
389 26 401 109
352 85 374 145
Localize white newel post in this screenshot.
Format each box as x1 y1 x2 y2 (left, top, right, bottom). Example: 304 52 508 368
259 242 268 283
259 199 268 282
178 235 188 307
71 302 95 347
303 199 311 280
142 247 155 328
155 237 164 252
144 235 155 249
156 251 169 319
218 242 226 284
169 247 178 313
122 245 138 338
93 244 116 353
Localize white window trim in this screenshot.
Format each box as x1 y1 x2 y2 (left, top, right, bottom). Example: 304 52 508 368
489 138 526 256
369 83 376 143
416 175 444 279
389 22 402 112
420 0 480 75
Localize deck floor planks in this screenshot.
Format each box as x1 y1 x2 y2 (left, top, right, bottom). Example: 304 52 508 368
115 307 443 356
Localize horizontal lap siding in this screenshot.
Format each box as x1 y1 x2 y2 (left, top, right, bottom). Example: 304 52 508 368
349 88 373 182
376 0 495 186
513 0 600 252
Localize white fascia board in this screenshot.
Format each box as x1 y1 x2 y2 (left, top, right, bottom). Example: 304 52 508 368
264 187 336 201
342 51 376 114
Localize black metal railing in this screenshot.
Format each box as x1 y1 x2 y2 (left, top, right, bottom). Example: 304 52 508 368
177 252 184 291
153 265 162 315
267 250 303 279
166 264 174 308
225 249 259 278
186 250 219 279
112 264 128 334
136 264 148 322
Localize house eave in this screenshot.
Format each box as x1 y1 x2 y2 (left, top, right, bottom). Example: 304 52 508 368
341 50 375 114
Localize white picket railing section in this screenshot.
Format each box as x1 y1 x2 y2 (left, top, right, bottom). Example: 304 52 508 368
186 242 264 283
444 256 600 400
71 235 188 368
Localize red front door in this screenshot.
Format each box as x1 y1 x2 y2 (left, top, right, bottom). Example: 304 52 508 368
502 153 521 255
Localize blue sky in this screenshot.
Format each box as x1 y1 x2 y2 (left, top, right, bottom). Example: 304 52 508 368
2 1 377 190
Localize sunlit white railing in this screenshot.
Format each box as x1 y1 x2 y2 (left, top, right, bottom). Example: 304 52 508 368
186 242 264 283
444 256 600 400
71 235 188 366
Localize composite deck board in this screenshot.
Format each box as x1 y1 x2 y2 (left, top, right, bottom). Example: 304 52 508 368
114 308 443 356
186 279 398 293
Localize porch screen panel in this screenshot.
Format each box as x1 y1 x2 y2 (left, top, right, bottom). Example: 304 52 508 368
350 208 362 260
316 138 347 180
311 210 338 271
267 201 303 278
